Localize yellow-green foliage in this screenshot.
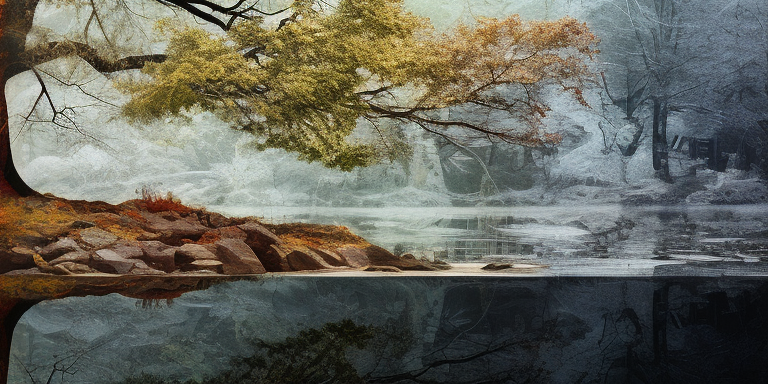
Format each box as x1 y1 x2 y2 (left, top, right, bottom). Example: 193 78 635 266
122 0 597 170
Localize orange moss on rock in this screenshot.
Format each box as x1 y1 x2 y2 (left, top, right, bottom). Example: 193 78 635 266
0 197 80 247
265 223 369 249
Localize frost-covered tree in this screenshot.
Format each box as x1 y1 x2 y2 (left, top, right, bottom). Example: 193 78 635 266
596 0 768 180
0 0 598 197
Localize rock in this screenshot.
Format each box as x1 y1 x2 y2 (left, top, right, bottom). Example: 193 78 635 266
263 244 293 272
79 228 119 249
49 251 91 266
201 211 232 228
70 220 96 229
38 238 82 260
128 260 166 275
364 266 402 272
214 226 248 240
16 233 49 248
215 239 267 275
198 226 248 244
310 248 348 267
138 241 177 273
183 259 224 273
336 246 370 268
364 245 437 271
92 249 138 274
238 222 283 254
428 259 452 270
140 212 208 245
2 247 37 272
175 244 219 265
137 231 162 241
482 263 513 271
111 243 145 260
57 262 97 274
285 247 332 271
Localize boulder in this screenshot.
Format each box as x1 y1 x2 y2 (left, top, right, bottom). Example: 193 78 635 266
310 248 348 267
215 239 267 275
138 241 177 272
285 247 332 271
215 226 248 240
175 243 218 266
92 249 138 274
198 226 248 244
78 228 119 249
57 262 97 274
128 260 166 275
365 245 437 271
38 238 82 260
50 251 91 266
238 222 283 254
336 246 370 268
140 212 208 245
200 211 232 228
263 244 293 272
0 247 37 273
111 243 145 260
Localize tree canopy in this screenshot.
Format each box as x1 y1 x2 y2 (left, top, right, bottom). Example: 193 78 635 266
121 0 597 170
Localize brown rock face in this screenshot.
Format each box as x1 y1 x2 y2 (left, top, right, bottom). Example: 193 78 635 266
310 248 348 267
78 228 119 249
263 244 293 272
215 239 267 275
56 262 97 274
38 238 82 260
92 249 139 274
138 241 177 273
364 245 437 271
175 244 218 266
285 247 332 271
336 246 370 268
140 212 208 245
49 251 91 266
238 222 282 254
0 249 35 273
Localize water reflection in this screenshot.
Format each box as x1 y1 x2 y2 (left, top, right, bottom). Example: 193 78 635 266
211 204 768 273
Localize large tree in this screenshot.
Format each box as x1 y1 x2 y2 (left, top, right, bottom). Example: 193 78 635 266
1 0 597 197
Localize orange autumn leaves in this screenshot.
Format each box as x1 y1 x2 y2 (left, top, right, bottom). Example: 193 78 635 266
417 15 597 146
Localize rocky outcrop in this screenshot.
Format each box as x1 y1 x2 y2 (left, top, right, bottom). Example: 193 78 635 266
215 239 266 275
0 196 446 276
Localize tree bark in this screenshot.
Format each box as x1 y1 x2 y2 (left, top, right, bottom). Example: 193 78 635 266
652 98 672 182
0 299 37 384
0 0 40 197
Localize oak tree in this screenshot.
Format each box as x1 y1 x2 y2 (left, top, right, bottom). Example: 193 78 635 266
1 0 597 197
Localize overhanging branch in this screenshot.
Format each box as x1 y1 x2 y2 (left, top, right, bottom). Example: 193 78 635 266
21 41 166 73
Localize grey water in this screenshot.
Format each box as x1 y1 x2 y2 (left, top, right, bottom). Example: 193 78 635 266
211 204 768 275
11 276 768 384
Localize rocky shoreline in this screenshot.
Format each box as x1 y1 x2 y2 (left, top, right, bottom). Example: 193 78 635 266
0 195 447 277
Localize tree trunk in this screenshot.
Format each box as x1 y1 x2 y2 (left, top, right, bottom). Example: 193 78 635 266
0 299 37 384
652 98 672 182
0 0 40 197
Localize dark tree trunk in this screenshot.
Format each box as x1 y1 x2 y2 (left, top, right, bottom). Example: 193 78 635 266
0 0 40 197
0 299 37 384
652 98 672 182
